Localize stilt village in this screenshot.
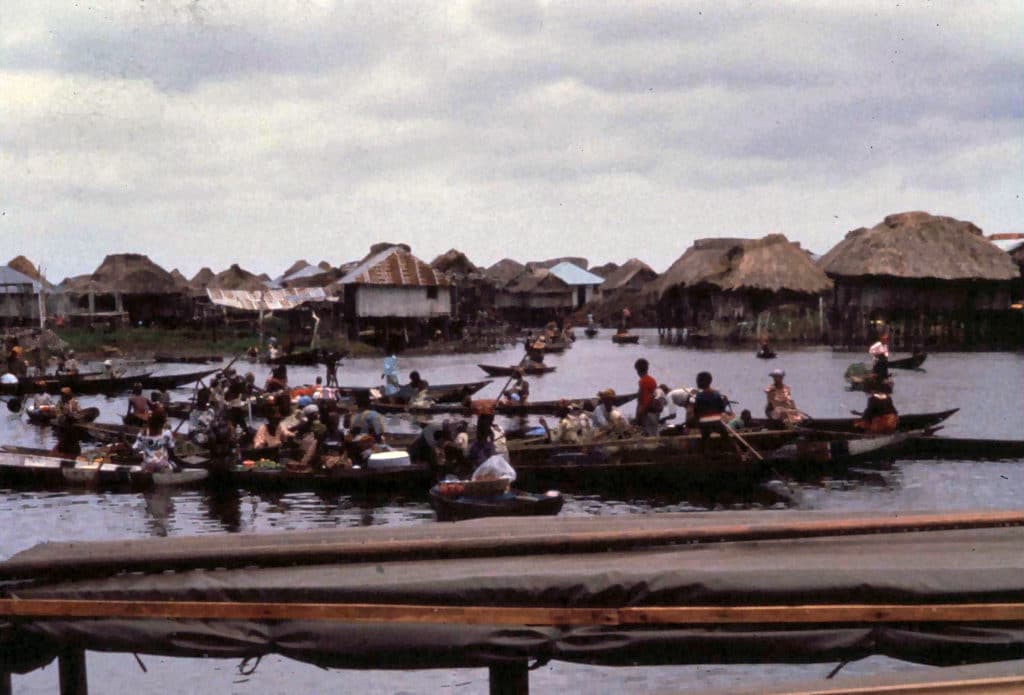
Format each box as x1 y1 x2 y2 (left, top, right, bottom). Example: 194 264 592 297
1 209 1023 692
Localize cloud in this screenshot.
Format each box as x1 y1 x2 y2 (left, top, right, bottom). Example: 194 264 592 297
0 0 1021 281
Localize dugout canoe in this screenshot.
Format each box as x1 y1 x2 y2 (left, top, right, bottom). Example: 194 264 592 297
154 354 222 364
24 405 100 427
265 348 347 367
479 364 555 377
138 368 220 391
523 339 569 353
221 460 433 492
766 431 919 471
335 380 491 404
902 436 1024 461
429 485 564 521
0 372 153 397
584 327 598 338
373 392 639 418
767 408 960 435
611 333 640 344
888 352 928 370
0 446 207 491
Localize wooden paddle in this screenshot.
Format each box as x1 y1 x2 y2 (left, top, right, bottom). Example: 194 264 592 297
720 421 764 461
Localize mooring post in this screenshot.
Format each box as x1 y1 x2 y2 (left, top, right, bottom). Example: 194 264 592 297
489 660 529 695
0 669 12 695
58 649 87 695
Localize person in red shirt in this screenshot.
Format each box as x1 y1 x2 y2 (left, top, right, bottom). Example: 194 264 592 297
634 358 660 436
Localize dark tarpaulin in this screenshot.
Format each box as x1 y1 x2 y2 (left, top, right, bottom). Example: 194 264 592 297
2 525 1024 674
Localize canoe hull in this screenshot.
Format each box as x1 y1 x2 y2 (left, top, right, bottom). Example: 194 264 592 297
429 487 564 521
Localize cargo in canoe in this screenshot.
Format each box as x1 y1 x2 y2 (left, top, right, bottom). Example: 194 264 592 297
523 339 569 353
479 364 555 377
429 483 564 521
24 405 100 426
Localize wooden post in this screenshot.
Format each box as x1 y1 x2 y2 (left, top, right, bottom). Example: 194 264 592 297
58 649 87 695
0 669 11 695
489 661 528 695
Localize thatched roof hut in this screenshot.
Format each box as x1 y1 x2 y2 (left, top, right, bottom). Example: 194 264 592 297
7 256 50 288
211 264 267 292
653 235 832 298
589 262 619 279
431 249 481 277
190 267 215 290
599 258 657 293
818 212 1019 281
88 253 185 294
485 259 526 288
169 269 188 284
525 257 588 272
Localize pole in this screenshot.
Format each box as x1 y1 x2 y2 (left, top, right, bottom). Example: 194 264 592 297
58 649 87 695
490 661 529 695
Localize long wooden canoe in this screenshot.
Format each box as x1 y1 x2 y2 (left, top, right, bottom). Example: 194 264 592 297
335 380 491 403
778 408 959 435
611 333 640 344
139 368 220 391
429 486 564 521
479 364 555 377
373 393 639 417
0 446 207 491
888 352 927 370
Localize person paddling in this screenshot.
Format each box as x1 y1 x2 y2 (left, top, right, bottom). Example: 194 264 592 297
692 371 731 452
857 382 900 434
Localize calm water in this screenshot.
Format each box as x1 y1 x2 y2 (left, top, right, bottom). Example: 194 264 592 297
4 332 1023 693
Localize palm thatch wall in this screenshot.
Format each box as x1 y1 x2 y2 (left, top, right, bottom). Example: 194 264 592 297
819 212 1021 349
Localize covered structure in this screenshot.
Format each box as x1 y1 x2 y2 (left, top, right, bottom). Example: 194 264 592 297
652 235 832 344
819 212 1021 349
484 258 527 290
431 248 497 324
0 265 44 327
584 258 658 327
1 510 1023 694
51 254 188 326
334 246 451 350
496 262 604 325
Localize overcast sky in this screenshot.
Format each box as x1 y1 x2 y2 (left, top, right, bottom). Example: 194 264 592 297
2 1 1021 282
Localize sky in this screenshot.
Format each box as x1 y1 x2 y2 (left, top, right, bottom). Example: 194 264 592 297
2 0 1021 283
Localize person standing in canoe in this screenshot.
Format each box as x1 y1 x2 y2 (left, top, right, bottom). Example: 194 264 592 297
634 358 661 436
53 387 83 457
499 368 530 404
125 383 151 426
869 330 890 363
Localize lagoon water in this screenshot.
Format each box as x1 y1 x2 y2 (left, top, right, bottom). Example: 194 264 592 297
3 331 1023 693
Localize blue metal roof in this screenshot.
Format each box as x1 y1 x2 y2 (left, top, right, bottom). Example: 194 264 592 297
0 266 40 293
547 262 604 286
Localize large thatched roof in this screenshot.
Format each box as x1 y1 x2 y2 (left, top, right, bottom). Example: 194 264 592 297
431 249 481 277
653 234 832 297
211 264 267 291
280 260 311 279
819 212 1019 281
7 256 50 288
590 262 620 279
599 258 656 292
190 267 215 289
86 253 185 294
526 257 588 272
485 258 526 288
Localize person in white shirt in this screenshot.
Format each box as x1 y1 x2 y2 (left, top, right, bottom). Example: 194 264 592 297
869 330 890 362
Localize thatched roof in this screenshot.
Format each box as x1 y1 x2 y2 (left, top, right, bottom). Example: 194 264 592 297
526 257 588 272
169 269 188 284
818 212 1019 281
652 234 832 297
337 247 449 287
7 256 50 288
211 264 267 292
190 267 215 290
280 260 311 279
590 262 619 279
599 258 656 292
485 258 526 288
87 253 185 294
317 261 332 271
431 249 481 277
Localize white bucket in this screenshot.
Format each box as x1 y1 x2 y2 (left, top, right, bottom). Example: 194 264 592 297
367 450 411 469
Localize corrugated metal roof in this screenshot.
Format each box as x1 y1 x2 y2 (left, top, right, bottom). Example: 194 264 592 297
206 288 332 312
337 247 450 287
547 262 604 286
0 266 41 294
991 238 1024 254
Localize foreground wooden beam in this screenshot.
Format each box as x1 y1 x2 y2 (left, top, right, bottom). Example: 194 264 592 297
489 661 529 695
58 649 87 695
2 599 1023 626
3 509 1023 581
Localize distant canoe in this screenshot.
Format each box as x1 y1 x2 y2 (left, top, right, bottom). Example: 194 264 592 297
336 380 491 404
479 364 556 377
139 368 220 391
154 354 222 364
752 408 959 435
888 353 927 370
611 333 639 344
584 327 598 338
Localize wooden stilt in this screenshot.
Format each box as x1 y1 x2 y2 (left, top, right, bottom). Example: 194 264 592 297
0 670 11 695
489 661 529 695
58 649 87 695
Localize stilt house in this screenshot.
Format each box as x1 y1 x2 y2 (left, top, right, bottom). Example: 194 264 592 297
818 212 1021 349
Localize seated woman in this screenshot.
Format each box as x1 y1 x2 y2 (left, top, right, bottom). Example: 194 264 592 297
857 383 899 434
764 369 804 428
133 406 176 473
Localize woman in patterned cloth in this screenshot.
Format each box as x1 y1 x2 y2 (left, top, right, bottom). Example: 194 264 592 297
133 405 176 473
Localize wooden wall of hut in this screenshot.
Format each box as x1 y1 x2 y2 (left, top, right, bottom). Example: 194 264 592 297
828 277 1022 350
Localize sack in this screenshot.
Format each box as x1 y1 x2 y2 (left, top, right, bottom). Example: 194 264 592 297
471 454 516 483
